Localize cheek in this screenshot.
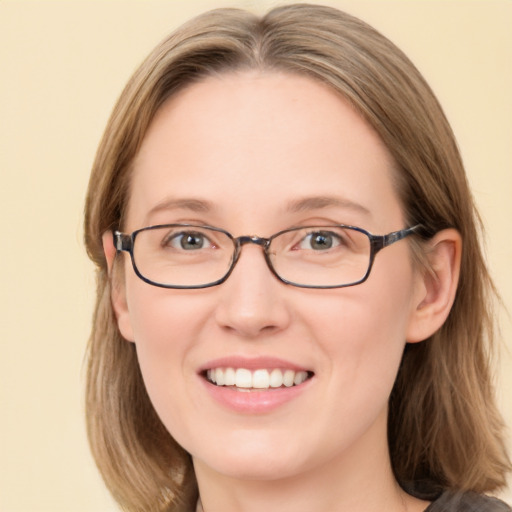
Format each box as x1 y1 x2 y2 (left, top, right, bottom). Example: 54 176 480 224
124 282 210 422
313 298 406 390
126 279 208 348
309 264 416 399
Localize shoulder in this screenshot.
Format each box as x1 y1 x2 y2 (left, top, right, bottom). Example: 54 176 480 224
426 491 511 512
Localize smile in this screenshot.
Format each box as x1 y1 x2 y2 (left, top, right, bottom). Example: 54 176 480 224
205 368 312 390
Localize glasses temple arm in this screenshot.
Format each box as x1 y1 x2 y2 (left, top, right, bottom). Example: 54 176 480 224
372 224 423 252
114 231 133 252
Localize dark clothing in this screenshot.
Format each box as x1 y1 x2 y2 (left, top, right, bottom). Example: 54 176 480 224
425 491 511 511
403 481 511 512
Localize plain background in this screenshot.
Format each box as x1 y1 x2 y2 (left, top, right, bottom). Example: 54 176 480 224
0 1 510 510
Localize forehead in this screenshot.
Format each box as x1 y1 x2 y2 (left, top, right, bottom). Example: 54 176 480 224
127 71 402 232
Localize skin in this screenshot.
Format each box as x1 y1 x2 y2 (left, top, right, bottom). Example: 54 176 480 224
104 71 461 512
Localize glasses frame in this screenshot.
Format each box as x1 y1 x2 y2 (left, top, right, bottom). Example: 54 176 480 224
114 223 422 290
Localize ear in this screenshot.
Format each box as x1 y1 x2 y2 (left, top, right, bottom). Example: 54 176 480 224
102 231 135 343
406 228 462 343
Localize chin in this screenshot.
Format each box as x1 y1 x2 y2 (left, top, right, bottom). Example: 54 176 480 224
203 457 303 482
191 434 309 481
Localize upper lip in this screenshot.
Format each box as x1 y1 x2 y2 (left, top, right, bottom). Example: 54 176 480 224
198 356 312 373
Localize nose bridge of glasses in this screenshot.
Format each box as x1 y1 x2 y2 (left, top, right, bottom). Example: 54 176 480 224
231 235 273 273
236 235 270 248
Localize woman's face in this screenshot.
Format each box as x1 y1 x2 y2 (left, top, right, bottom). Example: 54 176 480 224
113 71 425 482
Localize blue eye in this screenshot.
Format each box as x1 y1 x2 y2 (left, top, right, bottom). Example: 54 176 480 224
167 232 210 250
299 231 342 250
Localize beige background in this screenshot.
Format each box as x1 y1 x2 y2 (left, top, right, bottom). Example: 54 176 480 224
0 1 510 510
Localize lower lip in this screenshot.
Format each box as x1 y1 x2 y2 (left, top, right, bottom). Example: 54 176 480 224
200 377 312 414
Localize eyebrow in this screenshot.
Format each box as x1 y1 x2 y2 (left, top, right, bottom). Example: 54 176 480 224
145 195 371 222
145 198 214 222
285 196 371 216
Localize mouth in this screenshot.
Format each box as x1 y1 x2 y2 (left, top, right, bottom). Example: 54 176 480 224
203 367 314 391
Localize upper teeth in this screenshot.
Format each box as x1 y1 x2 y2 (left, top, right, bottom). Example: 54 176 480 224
206 368 309 389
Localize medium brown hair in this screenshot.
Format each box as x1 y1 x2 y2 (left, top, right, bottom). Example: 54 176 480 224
84 4 510 511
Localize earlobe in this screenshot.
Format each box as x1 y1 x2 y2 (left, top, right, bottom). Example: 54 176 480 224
406 229 462 343
102 231 136 343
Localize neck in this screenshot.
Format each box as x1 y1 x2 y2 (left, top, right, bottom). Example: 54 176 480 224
193 411 429 512
195 468 405 512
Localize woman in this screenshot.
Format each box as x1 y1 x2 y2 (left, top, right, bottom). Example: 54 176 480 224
84 4 511 511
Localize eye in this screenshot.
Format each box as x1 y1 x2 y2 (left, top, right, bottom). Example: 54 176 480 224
165 231 211 250
299 231 342 251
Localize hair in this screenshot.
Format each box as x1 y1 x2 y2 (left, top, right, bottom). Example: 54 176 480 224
83 4 510 511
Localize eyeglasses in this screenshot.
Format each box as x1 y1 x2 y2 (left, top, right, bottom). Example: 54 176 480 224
114 223 421 289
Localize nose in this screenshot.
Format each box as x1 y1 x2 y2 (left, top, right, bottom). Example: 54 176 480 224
214 243 291 339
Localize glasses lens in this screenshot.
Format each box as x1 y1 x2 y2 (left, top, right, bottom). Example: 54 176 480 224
269 226 371 287
132 225 234 287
